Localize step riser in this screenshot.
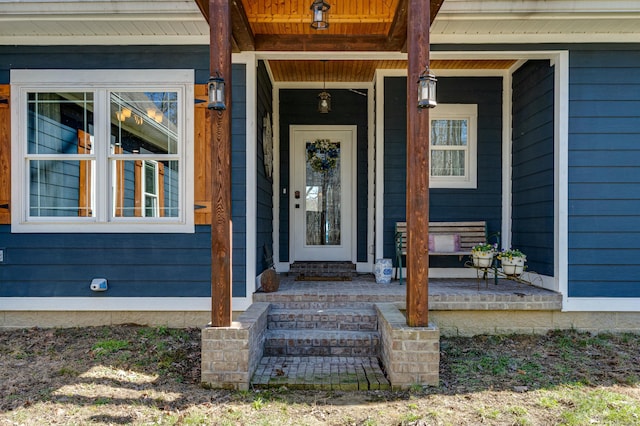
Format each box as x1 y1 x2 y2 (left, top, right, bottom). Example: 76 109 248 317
264 334 380 357
265 301 379 310
268 313 377 331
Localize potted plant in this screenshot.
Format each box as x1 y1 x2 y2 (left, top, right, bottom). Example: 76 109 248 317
471 243 495 268
498 249 527 276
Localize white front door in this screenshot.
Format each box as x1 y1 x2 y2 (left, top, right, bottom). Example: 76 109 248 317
290 125 356 261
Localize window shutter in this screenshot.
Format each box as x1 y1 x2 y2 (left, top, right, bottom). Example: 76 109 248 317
194 84 212 225
0 85 10 224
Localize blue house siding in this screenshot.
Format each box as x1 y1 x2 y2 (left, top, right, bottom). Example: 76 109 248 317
511 60 555 276
1 46 249 299
0 224 211 297
256 60 274 273
383 76 503 264
568 46 640 297
278 88 369 263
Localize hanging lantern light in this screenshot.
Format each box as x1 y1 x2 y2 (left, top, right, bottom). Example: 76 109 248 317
417 66 437 109
317 60 331 113
310 0 330 30
207 72 226 110
317 91 331 114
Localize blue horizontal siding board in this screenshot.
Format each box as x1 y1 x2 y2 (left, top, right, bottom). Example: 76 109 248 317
570 183 640 199
569 249 640 265
570 200 640 216
570 85 640 102
571 50 640 68
570 216 640 232
570 150 640 167
570 101 640 118
570 266 640 281
569 232 640 249
571 117 640 134
569 282 640 298
569 166 640 184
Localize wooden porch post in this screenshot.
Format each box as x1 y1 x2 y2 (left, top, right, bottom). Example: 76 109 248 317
406 0 431 327
209 0 232 327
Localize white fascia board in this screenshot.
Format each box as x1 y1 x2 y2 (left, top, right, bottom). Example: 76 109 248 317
0 1 202 16
563 298 640 312
431 33 640 45
0 297 252 312
0 35 210 46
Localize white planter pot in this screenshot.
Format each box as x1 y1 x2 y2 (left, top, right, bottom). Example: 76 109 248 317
472 251 494 268
501 256 526 276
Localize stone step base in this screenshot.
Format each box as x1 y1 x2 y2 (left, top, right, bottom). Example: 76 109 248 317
289 261 356 281
264 329 380 357
268 307 377 331
251 356 390 390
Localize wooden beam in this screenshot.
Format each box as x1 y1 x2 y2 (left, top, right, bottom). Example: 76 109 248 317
254 34 399 52
210 0 232 327
406 0 430 327
230 0 255 51
431 0 445 25
387 0 408 51
195 0 253 52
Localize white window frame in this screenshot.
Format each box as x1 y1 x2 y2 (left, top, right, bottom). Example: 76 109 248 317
429 104 478 189
142 159 160 218
11 69 194 233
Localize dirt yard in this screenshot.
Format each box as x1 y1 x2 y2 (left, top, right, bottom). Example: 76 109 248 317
1 326 639 425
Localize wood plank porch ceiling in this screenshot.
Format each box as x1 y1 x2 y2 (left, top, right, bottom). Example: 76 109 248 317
194 0 445 52
195 1 516 82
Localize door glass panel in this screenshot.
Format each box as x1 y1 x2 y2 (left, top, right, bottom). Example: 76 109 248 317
305 139 341 246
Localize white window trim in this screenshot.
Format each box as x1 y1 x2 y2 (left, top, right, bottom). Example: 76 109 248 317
429 103 478 189
10 69 194 233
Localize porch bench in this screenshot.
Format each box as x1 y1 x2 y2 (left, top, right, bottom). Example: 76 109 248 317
394 221 488 284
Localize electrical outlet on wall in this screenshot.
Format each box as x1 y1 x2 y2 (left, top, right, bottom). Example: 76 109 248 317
0 248 4 263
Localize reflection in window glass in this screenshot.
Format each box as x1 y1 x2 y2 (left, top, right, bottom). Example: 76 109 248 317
111 160 179 218
29 160 95 217
26 92 95 217
110 92 178 155
27 92 94 155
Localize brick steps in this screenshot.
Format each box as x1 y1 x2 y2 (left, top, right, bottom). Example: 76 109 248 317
268 307 377 331
264 329 380 357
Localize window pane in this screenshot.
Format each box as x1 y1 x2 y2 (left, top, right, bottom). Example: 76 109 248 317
111 160 179 218
29 159 95 217
110 92 178 155
27 93 93 154
431 150 466 177
431 119 468 147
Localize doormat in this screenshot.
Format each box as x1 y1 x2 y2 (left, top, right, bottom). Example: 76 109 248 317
290 261 355 282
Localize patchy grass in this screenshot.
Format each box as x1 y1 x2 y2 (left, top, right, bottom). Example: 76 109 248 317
0 326 639 425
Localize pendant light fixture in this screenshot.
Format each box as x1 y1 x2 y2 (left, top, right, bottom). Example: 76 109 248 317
317 60 331 114
310 0 330 30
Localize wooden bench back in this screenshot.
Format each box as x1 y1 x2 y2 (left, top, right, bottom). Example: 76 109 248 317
395 221 487 255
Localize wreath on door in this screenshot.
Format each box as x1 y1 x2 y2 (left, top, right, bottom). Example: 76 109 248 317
306 138 339 173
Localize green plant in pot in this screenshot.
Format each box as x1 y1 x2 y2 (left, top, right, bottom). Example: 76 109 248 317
471 243 496 268
498 248 527 276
